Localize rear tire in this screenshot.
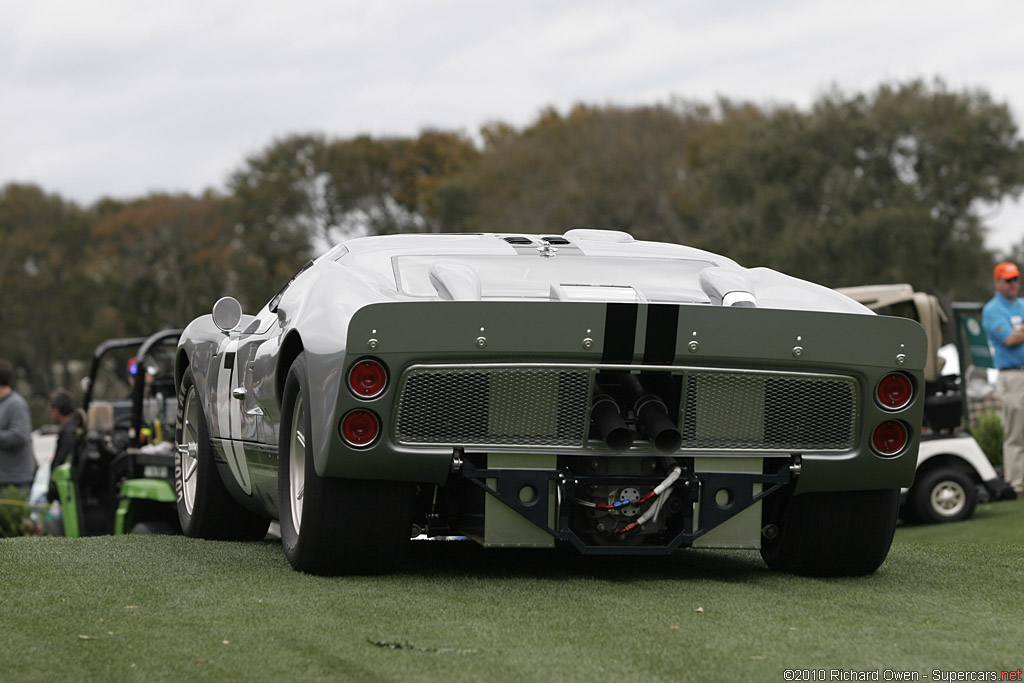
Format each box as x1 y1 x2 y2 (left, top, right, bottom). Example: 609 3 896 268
911 467 977 523
175 366 270 541
278 354 414 575
760 487 900 577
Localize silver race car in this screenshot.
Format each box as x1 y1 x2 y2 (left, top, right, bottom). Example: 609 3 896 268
174 230 926 576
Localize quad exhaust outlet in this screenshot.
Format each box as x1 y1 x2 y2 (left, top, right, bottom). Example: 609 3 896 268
590 374 682 454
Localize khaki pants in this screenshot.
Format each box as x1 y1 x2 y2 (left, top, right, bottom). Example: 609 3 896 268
998 369 1024 486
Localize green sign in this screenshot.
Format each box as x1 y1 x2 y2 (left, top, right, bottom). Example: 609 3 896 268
957 309 994 369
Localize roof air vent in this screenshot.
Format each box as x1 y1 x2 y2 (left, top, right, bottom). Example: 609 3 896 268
562 229 634 243
541 236 571 245
502 236 534 245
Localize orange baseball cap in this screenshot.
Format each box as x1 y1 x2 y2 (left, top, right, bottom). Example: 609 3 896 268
994 262 1021 280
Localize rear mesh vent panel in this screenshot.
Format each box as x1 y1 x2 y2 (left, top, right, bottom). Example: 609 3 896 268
679 371 857 450
394 367 591 447
393 365 858 452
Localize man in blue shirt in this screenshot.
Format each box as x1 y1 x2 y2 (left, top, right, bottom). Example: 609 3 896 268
982 261 1024 496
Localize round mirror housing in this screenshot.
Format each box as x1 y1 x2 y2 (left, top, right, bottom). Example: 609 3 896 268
212 297 243 332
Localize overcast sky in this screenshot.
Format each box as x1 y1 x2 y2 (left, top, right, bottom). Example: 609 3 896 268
3 0 1023 252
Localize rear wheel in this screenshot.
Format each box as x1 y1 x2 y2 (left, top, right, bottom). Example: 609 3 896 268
175 366 270 541
278 354 414 575
911 467 977 523
760 487 900 577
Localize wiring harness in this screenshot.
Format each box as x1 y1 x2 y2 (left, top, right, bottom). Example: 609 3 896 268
574 461 682 536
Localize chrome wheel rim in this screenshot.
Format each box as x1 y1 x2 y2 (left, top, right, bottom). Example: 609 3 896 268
177 387 200 515
931 480 966 517
288 393 306 536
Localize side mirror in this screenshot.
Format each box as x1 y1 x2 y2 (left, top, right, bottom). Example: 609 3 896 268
212 297 243 332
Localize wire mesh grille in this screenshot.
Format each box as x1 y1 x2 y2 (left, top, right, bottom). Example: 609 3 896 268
393 365 858 451
394 367 592 446
679 371 857 450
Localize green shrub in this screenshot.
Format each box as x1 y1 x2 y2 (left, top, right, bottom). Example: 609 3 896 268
970 409 1004 467
0 486 36 538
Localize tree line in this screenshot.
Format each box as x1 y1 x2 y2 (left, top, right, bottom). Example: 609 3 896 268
2 78 1023 422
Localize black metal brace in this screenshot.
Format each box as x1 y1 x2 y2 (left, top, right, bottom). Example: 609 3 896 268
460 461 793 555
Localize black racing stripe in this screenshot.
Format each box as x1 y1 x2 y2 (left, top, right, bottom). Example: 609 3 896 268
603 303 638 364
643 304 679 365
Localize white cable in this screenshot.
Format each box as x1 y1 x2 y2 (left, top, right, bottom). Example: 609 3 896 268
636 486 672 526
653 467 681 496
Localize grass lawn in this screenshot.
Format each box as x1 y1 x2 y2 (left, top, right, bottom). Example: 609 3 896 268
3 499 1023 682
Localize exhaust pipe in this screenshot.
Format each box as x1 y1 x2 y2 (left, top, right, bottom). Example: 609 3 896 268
591 391 634 452
620 374 682 454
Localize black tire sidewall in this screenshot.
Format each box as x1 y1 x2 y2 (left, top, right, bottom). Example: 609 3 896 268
761 487 901 576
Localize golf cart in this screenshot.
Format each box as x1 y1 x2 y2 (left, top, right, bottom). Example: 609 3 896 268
837 285 1014 523
51 329 182 535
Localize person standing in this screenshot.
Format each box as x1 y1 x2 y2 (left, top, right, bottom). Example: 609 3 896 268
0 358 36 493
46 388 76 503
982 262 1024 497
47 389 76 472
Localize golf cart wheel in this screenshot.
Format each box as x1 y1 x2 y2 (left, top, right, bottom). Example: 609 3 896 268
760 487 900 577
175 366 269 541
278 353 414 575
911 467 977 524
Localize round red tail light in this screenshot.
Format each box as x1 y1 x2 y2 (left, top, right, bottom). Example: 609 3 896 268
340 410 380 448
876 372 913 410
872 420 909 456
348 358 387 399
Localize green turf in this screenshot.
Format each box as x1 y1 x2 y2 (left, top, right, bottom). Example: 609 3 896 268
3 500 1023 682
